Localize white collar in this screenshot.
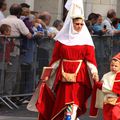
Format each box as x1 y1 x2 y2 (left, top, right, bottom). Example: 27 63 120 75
54 0 94 46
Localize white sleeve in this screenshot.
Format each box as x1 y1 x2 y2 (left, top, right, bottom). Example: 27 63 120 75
87 61 98 74
17 20 30 36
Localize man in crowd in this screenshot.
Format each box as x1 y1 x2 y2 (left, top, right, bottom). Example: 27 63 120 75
20 3 36 95
0 0 7 21
37 11 52 77
85 13 98 34
102 9 120 35
0 3 32 96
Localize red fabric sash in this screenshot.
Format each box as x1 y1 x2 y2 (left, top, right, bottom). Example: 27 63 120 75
112 72 120 94
36 83 55 120
112 104 120 120
89 83 98 117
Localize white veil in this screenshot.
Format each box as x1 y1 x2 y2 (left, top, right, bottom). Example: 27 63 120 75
54 0 94 46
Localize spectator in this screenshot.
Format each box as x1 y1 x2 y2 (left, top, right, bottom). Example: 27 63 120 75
36 11 53 77
112 18 119 30
0 3 32 96
53 19 63 31
39 11 52 37
30 11 39 19
92 14 107 36
39 11 51 27
35 18 46 28
20 3 43 94
0 24 15 95
0 0 7 21
49 19 63 37
117 18 120 30
0 24 14 65
85 13 98 34
102 9 120 35
32 18 45 36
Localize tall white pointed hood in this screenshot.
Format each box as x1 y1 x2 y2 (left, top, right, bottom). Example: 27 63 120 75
54 0 94 46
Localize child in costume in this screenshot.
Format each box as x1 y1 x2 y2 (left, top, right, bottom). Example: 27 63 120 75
95 52 120 120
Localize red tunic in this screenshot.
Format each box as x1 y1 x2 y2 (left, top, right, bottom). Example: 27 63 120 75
49 41 97 120
50 41 97 88
0 38 14 63
37 41 97 120
100 72 120 120
94 72 120 120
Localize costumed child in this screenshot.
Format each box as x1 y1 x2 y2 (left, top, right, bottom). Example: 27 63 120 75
95 52 120 120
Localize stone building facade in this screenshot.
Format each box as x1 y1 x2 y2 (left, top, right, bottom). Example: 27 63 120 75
5 0 119 23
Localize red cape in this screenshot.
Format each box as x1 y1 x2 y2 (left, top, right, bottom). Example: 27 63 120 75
36 83 55 120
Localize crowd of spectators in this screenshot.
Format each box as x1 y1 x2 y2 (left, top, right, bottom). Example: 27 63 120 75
85 9 120 36
0 0 63 104
0 0 120 104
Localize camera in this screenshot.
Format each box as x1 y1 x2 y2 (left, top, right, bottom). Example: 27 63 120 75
103 25 107 29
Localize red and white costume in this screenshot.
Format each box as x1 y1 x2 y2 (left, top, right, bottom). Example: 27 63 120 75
29 0 98 120
95 71 120 120
103 72 120 120
48 41 97 120
95 53 120 120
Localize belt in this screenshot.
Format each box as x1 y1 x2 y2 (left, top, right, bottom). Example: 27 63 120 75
62 59 83 62
62 59 83 74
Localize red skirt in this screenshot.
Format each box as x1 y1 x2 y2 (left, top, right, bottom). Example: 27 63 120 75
51 82 92 120
103 103 120 120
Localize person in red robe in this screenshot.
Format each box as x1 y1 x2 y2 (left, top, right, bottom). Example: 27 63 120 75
95 52 120 120
36 0 99 120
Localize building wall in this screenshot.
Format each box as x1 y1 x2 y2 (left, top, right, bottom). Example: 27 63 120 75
4 0 119 23
33 0 118 20
34 0 59 25
84 0 117 19
117 0 120 17
4 0 25 16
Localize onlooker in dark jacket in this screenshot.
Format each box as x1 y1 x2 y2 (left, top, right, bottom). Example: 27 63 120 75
85 13 98 34
92 14 107 36
0 3 32 95
20 3 36 94
102 9 120 35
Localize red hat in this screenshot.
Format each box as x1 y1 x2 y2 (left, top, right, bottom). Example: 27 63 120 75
112 53 120 61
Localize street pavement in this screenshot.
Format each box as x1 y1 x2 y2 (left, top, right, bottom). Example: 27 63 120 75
0 101 103 120
0 103 38 120
0 116 37 120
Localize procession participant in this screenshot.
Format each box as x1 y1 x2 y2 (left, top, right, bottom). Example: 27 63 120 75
95 52 120 120
36 0 99 119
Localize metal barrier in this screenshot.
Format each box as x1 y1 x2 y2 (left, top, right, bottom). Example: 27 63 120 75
92 35 120 78
0 35 120 109
0 35 54 109
0 36 18 109
0 36 36 109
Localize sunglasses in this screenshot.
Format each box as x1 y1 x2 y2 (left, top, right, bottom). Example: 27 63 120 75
74 23 84 26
